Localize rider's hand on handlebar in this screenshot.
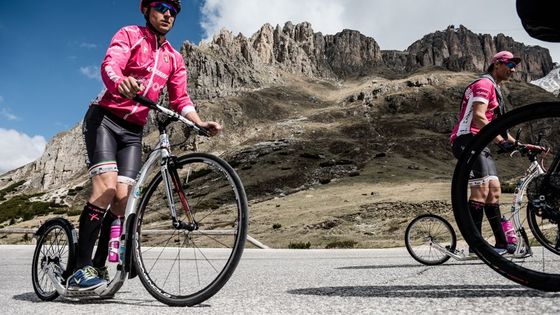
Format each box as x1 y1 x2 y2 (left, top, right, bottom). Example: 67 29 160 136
497 139 516 153
197 121 222 137
118 77 145 99
522 143 547 153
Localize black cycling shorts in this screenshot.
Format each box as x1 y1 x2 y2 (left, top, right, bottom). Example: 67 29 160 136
452 134 499 186
82 105 143 185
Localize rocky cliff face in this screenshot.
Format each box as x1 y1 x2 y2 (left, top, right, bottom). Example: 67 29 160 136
185 23 553 100
382 25 554 81
0 124 87 193
1 22 555 194
183 21 383 99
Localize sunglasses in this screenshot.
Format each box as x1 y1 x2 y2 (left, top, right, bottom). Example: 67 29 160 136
501 61 517 69
149 2 178 17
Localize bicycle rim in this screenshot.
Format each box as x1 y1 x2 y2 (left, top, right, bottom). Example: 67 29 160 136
405 214 456 265
32 221 74 301
133 152 248 306
452 102 560 291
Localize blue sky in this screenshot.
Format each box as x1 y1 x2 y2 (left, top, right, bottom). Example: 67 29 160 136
0 0 204 139
1 0 559 175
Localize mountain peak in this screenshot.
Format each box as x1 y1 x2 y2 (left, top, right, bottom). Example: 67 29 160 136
400 24 553 81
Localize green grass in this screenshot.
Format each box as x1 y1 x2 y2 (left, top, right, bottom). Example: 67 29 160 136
501 182 517 194
0 180 73 222
67 185 84 196
0 194 68 223
325 240 357 249
0 180 25 201
68 209 82 216
288 241 311 249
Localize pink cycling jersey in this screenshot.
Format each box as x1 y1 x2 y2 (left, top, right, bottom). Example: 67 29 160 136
450 77 500 143
93 25 195 126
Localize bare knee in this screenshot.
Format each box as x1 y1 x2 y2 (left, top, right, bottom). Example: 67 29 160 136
112 196 127 215
111 183 133 216
487 180 502 204
470 186 490 202
487 192 501 204
89 173 118 208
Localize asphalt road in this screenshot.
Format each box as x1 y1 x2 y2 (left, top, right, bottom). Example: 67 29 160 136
2 245 559 314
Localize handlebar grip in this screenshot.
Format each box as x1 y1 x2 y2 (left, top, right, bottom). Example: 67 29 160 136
524 144 545 152
132 94 211 137
132 94 158 109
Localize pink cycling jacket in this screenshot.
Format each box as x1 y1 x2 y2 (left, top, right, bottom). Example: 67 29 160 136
93 25 196 126
450 78 500 143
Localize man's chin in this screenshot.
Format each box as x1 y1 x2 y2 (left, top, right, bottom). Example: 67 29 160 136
157 27 171 34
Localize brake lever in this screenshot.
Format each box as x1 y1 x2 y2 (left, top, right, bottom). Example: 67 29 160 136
509 150 521 157
509 143 529 157
514 129 521 147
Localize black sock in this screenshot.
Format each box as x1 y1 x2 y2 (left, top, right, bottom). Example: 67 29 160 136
92 210 118 268
76 202 106 269
484 203 508 248
468 200 484 233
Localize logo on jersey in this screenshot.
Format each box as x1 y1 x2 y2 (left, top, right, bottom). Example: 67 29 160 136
474 87 490 98
147 66 169 80
104 65 120 83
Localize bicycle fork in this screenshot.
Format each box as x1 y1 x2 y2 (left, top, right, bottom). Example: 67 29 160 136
159 131 197 232
161 161 197 231
509 181 534 258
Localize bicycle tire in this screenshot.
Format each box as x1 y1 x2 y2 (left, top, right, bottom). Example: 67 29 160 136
452 102 560 291
527 203 560 255
133 152 248 306
32 218 76 301
405 214 456 265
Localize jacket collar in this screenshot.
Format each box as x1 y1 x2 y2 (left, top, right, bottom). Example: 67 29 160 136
140 25 170 48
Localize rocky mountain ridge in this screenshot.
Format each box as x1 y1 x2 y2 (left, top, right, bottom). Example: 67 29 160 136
385 25 553 81
183 21 383 99
184 23 554 99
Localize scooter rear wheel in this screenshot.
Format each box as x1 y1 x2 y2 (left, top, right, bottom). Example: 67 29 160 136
31 218 76 301
405 214 456 265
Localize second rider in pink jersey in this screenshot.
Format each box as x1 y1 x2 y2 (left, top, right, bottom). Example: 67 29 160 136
450 51 520 256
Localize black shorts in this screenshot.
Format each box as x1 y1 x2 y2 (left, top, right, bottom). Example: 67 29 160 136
452 134 499 185
82 105 143 185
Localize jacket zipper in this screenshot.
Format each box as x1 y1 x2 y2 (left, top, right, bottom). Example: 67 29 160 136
124 35 161 121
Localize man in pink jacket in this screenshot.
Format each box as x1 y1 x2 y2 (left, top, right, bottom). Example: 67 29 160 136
71 0 222 289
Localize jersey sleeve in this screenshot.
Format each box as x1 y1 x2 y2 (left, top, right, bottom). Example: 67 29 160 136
470 79 494 105
167 51 196 116
100 27 133 95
